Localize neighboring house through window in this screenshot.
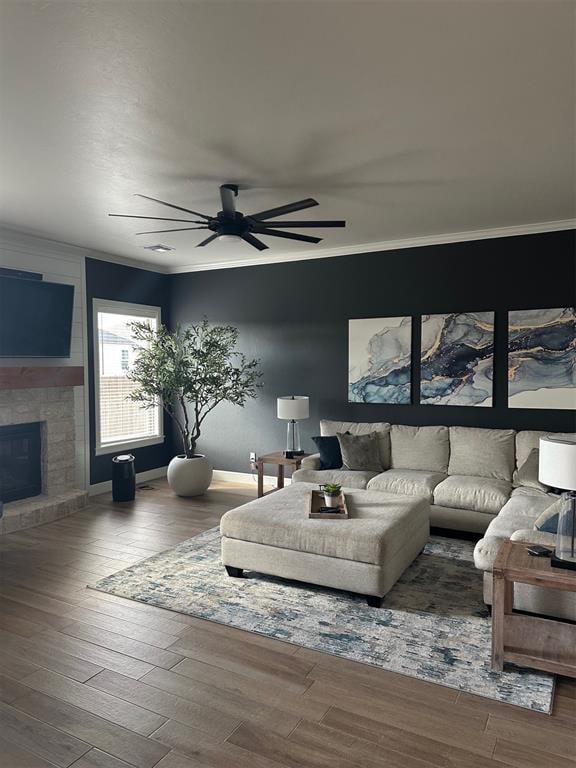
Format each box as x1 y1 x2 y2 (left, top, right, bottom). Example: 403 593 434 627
93 299 163 455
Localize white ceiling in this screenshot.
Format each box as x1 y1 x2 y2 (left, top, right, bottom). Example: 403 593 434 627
0 0 574 272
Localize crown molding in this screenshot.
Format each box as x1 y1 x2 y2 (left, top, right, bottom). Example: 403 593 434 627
2 219 574 277
167 218 576 274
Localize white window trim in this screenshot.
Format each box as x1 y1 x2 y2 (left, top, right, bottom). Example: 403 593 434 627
93 298 165 456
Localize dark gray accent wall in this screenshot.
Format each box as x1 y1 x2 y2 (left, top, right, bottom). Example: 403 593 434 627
169 230 576 474
85 257 174 484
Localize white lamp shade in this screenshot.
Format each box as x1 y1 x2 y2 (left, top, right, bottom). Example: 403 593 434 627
277 396 309 421
539 435 576 491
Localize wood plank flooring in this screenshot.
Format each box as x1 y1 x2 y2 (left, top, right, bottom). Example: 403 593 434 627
0 479 574 767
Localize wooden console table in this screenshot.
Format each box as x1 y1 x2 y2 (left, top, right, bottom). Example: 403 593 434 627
491 540 576 678
256 452 310 498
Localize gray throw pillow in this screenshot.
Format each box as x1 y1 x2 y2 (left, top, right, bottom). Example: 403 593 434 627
337 432 383 472
513 448 550 492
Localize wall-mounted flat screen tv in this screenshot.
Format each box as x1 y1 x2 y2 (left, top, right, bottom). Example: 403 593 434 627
0 276 75 357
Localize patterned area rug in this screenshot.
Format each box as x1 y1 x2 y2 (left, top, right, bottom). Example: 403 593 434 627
92 529 554 713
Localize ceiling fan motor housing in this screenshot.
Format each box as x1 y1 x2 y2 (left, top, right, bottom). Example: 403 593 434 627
211 210 251 237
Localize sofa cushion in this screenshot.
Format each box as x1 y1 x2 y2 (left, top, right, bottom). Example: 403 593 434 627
337 432 383 472
367 469 446 502
291 468 378 490
433 475 511 515
510 529 556 546
312 436 342 470
474 492 559 573
300 453 321 470
390 425 449 473
513 448 549 492
320 420 391 469
220 483 429 565
448 426 515 481
515 430 551 470
511 486 550 499
483 493 556 539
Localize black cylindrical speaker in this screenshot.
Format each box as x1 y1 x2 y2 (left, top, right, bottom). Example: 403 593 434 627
112 454 136 502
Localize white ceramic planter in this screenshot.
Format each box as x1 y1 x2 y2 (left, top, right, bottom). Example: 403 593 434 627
324 493 340 508
167 455 213 497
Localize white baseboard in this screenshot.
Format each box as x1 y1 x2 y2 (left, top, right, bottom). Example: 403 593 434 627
88 465 168 496
212 469 291 486
89 465 290 495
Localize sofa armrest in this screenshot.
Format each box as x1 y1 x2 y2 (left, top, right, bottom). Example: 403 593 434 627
510 528 556 547
474 536 504 571
301 453 321 470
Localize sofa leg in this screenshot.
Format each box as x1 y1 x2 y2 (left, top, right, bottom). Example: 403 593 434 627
365 594 383 608
225 565 244 578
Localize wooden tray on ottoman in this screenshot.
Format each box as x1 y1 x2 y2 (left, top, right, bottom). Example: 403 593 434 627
309 490 349 519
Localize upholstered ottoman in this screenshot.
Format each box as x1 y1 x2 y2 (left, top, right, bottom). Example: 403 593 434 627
220 482 429 606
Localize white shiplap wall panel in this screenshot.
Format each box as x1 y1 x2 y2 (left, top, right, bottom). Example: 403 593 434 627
0 228 89 488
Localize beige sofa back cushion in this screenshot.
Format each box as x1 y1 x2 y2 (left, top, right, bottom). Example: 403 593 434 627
390 424 449 473
449 426 515 481
320 420 391 469
515 430 550 470
513 448 549 492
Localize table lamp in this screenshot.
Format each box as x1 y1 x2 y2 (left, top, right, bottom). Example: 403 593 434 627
539 435 576 570
277 396 309 458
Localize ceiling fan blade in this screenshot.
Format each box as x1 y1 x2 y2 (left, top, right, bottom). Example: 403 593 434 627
220 184 238 215
109 215 206 224
254 228 322 244
242 233 269 251
135 227 209 235
258 220 346 228
196 233 220 247
249 198 318 221
135 194 212 220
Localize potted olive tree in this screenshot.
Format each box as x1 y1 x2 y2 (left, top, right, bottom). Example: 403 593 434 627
128 320 262 497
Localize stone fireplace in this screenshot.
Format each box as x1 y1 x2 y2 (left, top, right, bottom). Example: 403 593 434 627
0 378 87 534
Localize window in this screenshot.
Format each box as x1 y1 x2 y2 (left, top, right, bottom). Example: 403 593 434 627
93 299 163 455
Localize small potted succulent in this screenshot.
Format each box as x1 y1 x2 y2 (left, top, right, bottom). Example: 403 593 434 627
322 482 342 509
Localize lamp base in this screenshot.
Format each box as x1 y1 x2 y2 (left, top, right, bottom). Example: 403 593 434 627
551 553 576 571
283 450 304 459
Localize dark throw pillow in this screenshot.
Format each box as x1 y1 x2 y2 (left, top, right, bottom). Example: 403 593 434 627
312 435 343 470
539 514 559 534
336 432 383 472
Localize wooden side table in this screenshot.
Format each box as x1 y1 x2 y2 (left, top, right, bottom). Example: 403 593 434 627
256 451 310 498
491 540 576 678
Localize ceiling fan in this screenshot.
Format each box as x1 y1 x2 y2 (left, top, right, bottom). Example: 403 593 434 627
109 184 346 251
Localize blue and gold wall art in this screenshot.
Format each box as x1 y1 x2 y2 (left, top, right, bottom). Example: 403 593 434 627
420 312 495 406
348 317 412 404
508 308 576 409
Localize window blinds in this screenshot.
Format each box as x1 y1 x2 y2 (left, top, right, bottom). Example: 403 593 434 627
96 311 160 446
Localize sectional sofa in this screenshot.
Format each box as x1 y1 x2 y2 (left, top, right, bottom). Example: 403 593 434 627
292 420 575 620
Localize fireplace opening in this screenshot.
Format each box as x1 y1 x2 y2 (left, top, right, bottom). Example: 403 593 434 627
0 422 42 503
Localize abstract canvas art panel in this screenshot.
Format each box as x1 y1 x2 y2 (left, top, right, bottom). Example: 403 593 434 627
508 308 576 409
420 312 494 406
348 317 411 404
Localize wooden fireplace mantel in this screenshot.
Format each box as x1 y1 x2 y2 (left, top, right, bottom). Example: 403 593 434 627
0 366 84 390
